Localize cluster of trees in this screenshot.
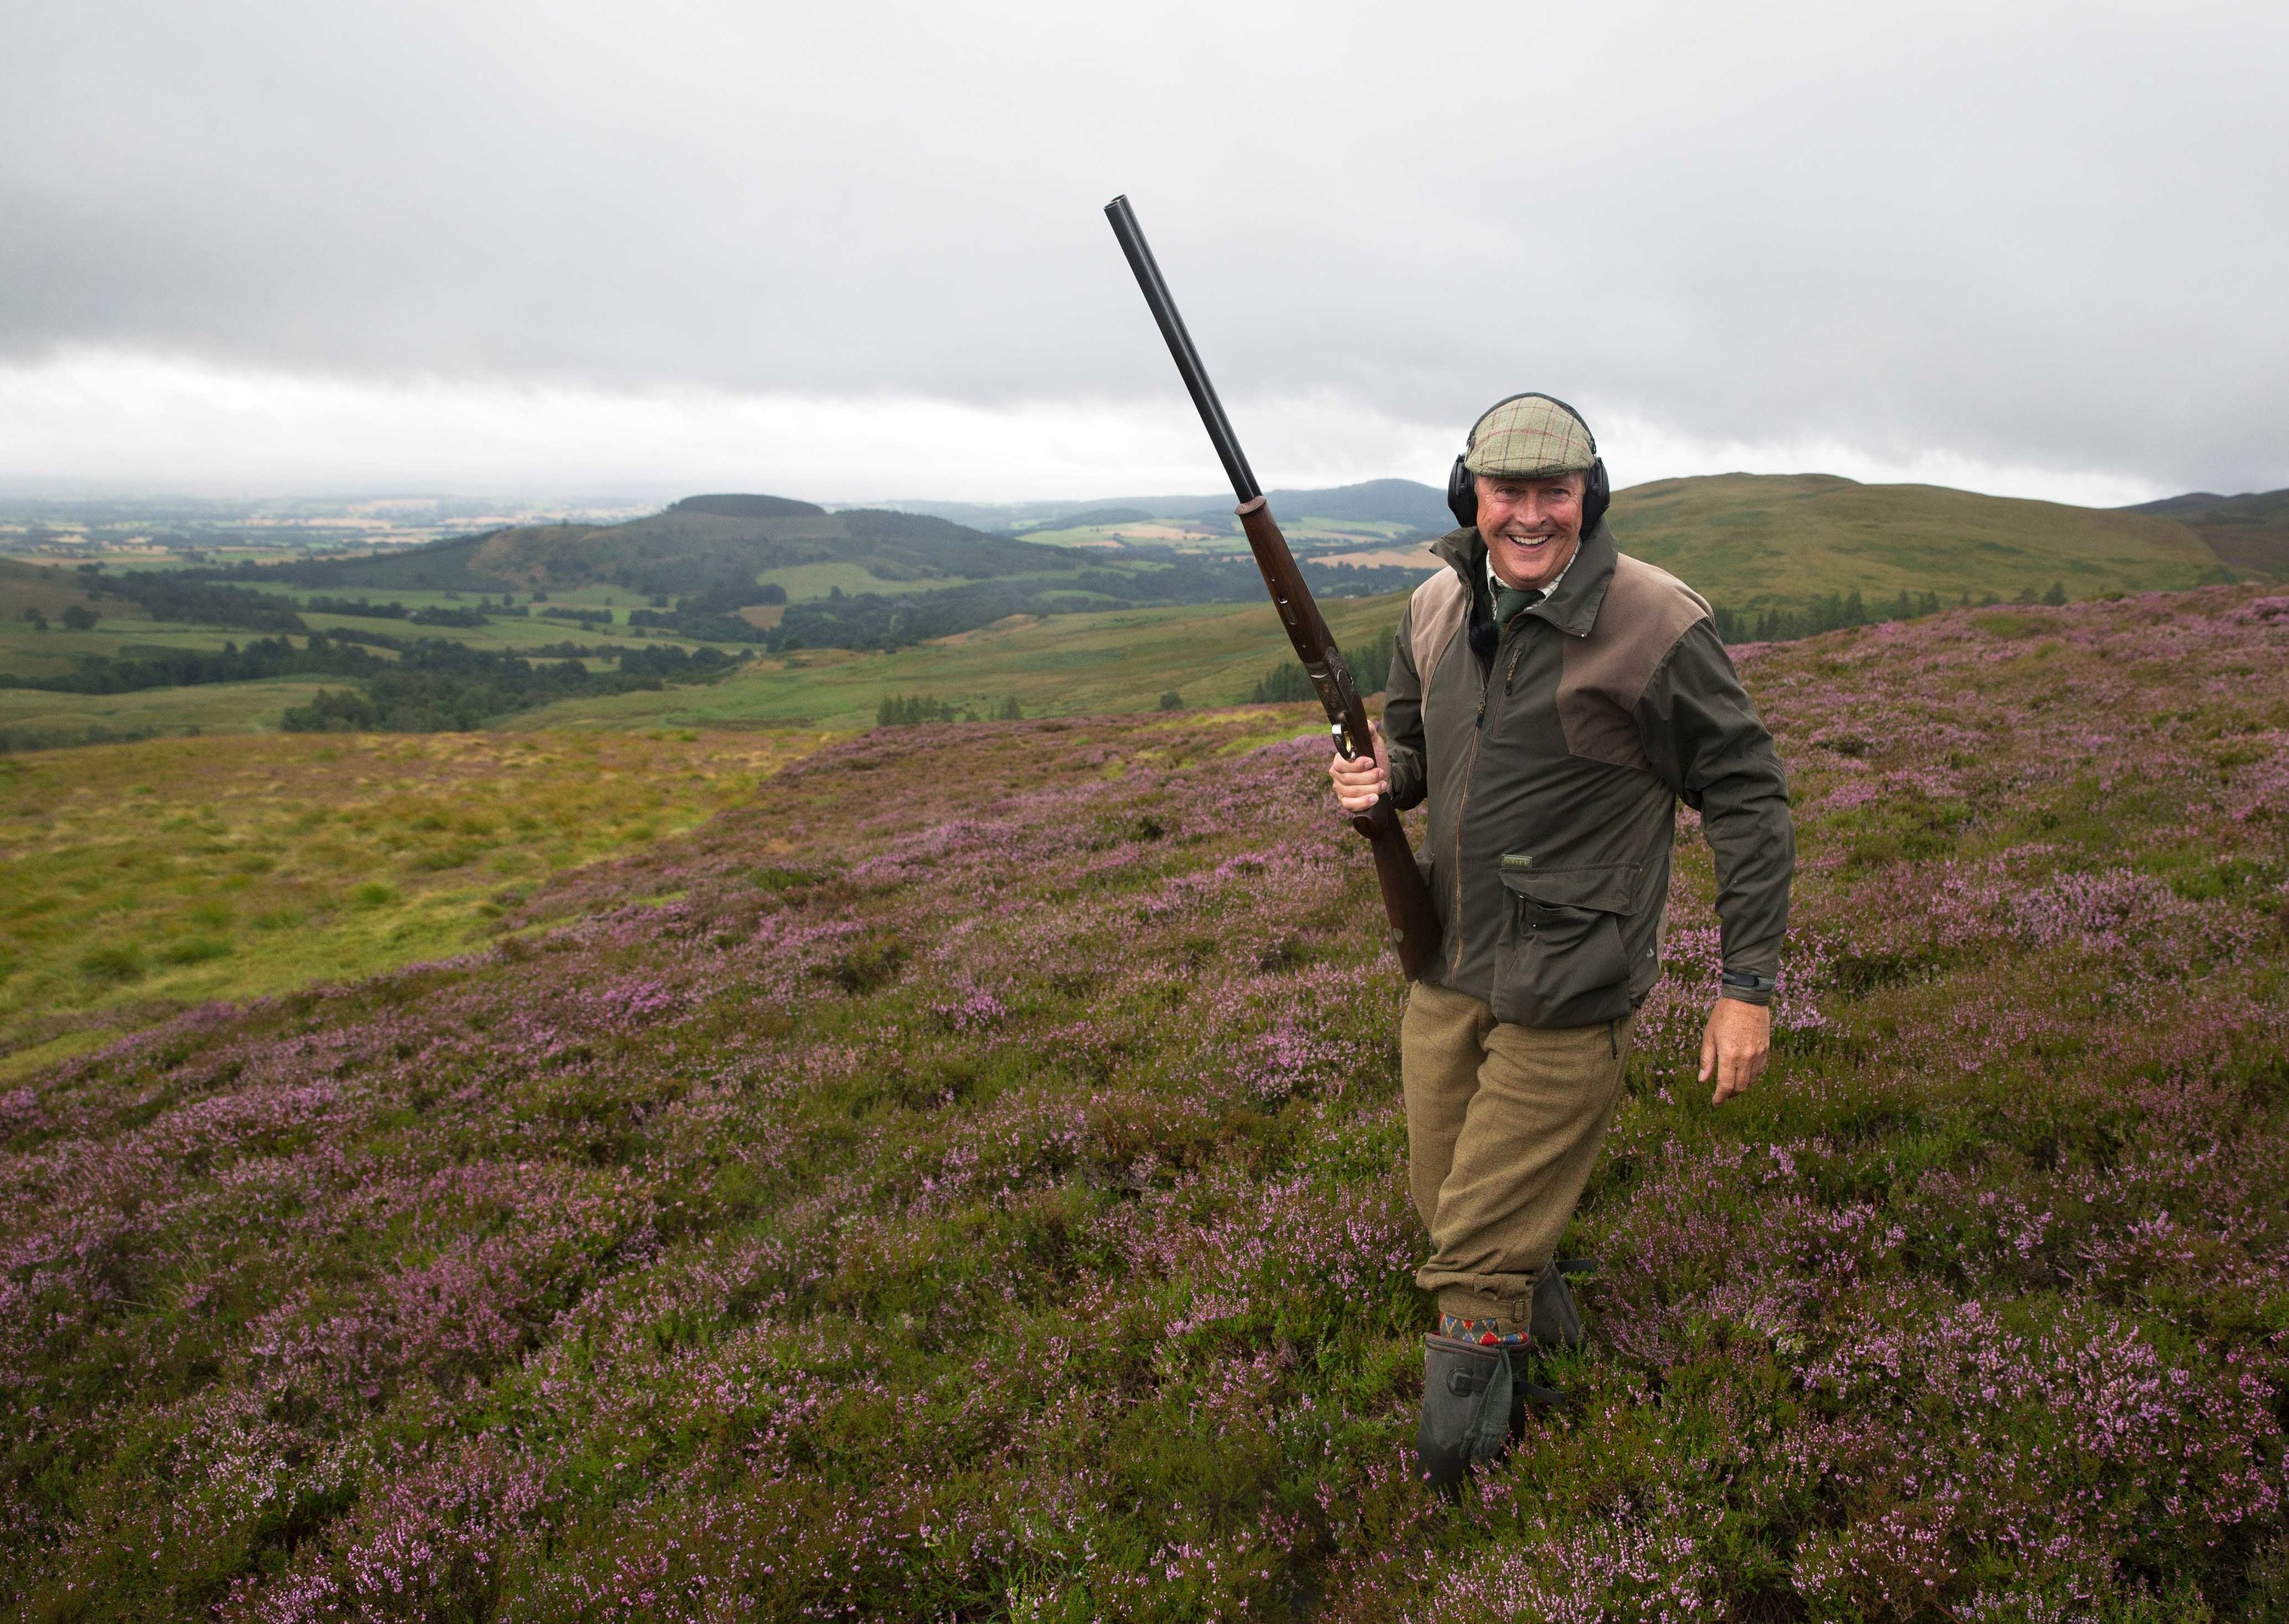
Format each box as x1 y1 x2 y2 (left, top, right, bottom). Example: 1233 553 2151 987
0 633 384 694
83 568 308 632
614 644 736 681
1248 624 1398 704
874 694 1024 726
302 595 501 627
627 581 787 644
1711 582 2069 644
17 605 99 632
0 624 736 730
280 640 736 732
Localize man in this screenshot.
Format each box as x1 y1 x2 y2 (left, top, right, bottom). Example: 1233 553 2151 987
1328 393 1793 1492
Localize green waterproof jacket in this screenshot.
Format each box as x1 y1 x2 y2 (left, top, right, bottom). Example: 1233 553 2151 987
1382 521 1793 1026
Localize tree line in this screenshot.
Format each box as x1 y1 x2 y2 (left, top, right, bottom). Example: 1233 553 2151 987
1248 624 1398 704
0 629 738 731
1710 582 2069 644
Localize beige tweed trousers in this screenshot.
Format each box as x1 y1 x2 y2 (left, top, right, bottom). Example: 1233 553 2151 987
1402 977 1633 1332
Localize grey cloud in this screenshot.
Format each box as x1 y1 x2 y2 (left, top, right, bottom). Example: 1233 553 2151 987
3 0 2284 492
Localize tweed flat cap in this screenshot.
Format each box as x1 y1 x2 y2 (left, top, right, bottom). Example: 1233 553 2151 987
1463 395 1597 480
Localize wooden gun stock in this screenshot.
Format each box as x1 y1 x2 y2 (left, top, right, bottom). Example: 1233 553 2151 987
1234 497 1442 980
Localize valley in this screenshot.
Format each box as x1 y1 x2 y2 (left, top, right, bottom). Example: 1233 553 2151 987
5 470 2282 753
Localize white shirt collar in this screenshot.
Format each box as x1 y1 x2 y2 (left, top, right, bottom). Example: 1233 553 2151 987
1486 538 1579 604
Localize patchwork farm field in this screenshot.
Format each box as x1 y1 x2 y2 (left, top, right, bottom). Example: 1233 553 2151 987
3 588 2287 1619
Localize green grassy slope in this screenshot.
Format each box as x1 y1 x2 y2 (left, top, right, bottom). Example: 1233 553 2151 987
0 729 814 1077
0 585 1411 746
2124 487 2289 578
1608 473 2230 607
0 559 152 625
0 675 344 746
513 592 1409 732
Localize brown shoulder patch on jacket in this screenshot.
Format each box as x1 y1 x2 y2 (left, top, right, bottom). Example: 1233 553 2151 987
1408 568 1470 694
1557 553 1712 770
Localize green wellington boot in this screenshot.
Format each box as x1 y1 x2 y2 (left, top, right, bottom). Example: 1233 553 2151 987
1506 1259 1596 1441
1418 1332 1512 1497
1531 1257 1593 1351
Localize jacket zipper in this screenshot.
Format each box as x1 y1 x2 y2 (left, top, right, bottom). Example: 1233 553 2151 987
1448 615 1517 976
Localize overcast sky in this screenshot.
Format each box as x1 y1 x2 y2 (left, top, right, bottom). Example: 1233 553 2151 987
3 1 2283 504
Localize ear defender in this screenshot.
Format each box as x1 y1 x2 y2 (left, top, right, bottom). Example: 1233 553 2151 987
1445 392 1610 535
1445 450 1479 529
1582 456 1611 533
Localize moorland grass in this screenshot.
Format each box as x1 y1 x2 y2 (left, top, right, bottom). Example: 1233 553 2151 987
2 587 2284 1618
511 592 1412 733
0 589 1411 744
0 676 346 747
0 728 819 1077
1610 472 2229 609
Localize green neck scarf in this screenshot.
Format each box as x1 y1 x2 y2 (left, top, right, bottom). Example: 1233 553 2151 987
1492 583 1545 629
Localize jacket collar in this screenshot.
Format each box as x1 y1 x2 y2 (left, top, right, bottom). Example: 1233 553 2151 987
1428 520 1617 639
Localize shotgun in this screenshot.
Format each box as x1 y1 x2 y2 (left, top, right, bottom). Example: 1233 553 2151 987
1104 194 1442 980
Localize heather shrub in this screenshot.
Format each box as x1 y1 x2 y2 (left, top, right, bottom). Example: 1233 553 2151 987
2 587 2285 1619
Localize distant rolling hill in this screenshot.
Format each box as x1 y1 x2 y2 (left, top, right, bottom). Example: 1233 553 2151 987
2122 488 2289 578
1043 506 1156 530
889 478 1455 536
1212 477 1453 532
204 494 1428 653
887 472 2261 609
1605 474 2237 608
169 474 2265 662
258 496 1072 596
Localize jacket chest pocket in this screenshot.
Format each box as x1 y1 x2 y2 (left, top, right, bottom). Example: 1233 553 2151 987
1491 859 1638 1029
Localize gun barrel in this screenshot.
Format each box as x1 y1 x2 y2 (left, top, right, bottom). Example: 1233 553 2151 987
1103 193 1443 980
1103 195 1260 504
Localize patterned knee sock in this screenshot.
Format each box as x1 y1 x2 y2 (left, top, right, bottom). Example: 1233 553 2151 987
1439 1313 1529 1347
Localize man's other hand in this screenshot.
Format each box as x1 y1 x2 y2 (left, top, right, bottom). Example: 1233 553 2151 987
1699 996 1771 1105
1328 723 1389 814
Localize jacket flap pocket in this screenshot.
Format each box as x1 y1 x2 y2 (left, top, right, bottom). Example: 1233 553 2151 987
1499 860 1637 914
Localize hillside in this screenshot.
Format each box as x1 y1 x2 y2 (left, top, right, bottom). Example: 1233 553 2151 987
2 586 2283 1616
1178 477 1452 532
7 471 2277 751
847 471 2254 615
253 499 1072 596
1607 472 2233 607
0 559 149 627
512 591 1412 732
884 478 1454 537
0 730 810 1074
2126 487 2289 577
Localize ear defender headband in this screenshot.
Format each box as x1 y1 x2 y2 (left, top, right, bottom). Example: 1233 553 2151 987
1445 392 1611 535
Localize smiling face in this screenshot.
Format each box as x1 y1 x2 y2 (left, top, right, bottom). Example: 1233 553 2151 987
1475 471 1586 591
